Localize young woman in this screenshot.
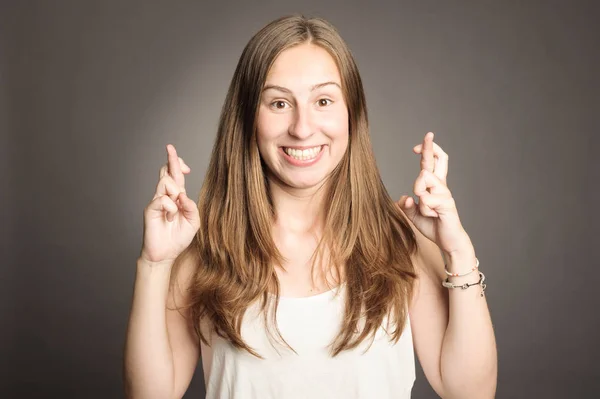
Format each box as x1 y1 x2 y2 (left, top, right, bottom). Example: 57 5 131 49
124 15 497 399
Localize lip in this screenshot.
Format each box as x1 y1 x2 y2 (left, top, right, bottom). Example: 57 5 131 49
279 145 325 167
280 145 325 150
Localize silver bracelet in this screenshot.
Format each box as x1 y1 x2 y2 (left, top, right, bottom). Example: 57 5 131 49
442 271 487 297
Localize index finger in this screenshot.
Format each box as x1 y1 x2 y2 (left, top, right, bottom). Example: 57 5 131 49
166 144 185 187
413 139 448 184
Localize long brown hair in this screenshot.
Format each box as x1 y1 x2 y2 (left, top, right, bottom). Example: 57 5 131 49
171 14 419 358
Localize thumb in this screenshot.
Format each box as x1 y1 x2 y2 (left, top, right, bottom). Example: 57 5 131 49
398 195 419 222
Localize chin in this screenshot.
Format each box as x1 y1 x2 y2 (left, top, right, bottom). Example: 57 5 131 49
282 171 331 190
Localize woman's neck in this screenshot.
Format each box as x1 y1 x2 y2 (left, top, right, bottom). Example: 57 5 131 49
268 178 326 234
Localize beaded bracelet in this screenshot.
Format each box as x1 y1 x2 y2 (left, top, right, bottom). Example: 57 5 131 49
444 257 479 277
442 271 487 297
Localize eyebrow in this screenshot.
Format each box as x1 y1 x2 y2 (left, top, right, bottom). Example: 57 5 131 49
262 81 342 94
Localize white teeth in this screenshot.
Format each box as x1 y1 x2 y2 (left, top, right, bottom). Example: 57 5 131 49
284 145 322 160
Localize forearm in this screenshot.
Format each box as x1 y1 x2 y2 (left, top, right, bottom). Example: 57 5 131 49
439 251 498 399
123 258 176 399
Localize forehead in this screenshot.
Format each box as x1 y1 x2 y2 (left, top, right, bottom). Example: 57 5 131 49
265 43 341 88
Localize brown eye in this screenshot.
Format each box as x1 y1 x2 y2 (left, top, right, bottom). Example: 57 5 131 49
317 98 332 107
271 100 288 109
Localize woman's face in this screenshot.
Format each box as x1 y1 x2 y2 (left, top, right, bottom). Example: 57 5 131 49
256 43 349 191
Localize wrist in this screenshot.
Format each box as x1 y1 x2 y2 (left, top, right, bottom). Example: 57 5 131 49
137 252 176 267
441 230 474 258
444 251 478 278
136 257 174 275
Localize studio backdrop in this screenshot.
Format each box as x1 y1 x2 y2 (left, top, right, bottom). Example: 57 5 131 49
2 1 598 398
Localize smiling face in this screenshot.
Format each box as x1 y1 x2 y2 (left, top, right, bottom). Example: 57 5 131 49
256 43 349 191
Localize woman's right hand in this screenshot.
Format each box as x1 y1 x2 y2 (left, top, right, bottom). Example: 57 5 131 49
139 144 200 265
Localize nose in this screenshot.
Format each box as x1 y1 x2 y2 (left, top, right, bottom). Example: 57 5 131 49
288 105 314 139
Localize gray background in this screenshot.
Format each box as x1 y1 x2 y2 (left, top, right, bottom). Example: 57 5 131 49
2 0 598 398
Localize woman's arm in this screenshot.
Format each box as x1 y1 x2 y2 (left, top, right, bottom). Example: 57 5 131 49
409 226 497 399
123 256 200 399
439 247 497 398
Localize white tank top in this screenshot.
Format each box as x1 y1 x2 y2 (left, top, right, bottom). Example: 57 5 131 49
200 283 416 398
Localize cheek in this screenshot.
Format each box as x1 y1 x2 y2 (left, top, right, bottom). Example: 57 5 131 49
321 109 349 140
255 113 275 153
256 108 287 143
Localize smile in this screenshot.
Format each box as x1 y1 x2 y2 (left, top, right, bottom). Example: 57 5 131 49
280 145 326 167
282 145 323 161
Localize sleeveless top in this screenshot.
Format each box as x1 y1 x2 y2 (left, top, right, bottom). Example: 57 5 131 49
199 283 416 399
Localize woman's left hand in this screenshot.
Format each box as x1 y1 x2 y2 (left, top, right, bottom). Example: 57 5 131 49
397 132 474 256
